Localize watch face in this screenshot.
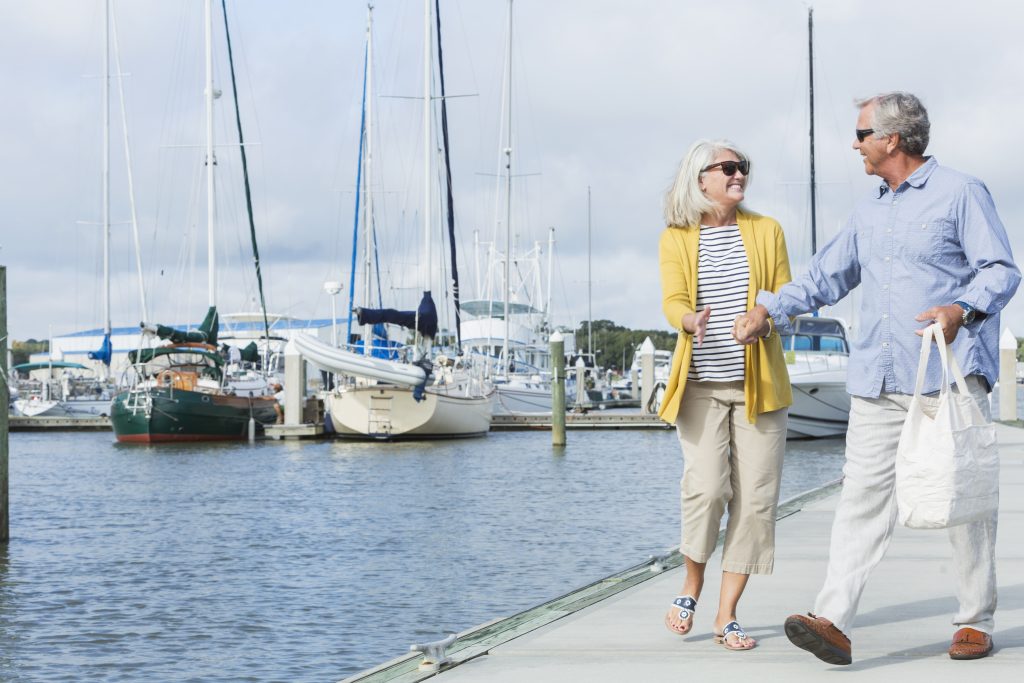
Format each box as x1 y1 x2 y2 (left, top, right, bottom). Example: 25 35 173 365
963 308 975 324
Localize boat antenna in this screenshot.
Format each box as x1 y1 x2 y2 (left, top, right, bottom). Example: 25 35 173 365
220 0 272 348
808 6 818 256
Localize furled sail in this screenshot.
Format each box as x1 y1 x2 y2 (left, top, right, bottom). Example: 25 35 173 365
354 291 438 339
140 305 219 345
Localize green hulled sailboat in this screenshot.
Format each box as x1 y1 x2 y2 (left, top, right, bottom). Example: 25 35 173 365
112 1 279 443
111 307 278 443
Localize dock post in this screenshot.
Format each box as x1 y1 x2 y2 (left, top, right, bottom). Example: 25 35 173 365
573 357 587 410
999 327 1017 421
639 337 655 414
1 266 8 542
550 332 566 447
284 339 305 426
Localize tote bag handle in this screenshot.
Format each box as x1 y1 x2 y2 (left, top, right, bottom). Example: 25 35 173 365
914 323 971 398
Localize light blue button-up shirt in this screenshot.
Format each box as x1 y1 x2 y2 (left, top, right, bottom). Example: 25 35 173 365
757 157 1020 398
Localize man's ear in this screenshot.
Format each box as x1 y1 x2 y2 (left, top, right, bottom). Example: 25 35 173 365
886 133 901 154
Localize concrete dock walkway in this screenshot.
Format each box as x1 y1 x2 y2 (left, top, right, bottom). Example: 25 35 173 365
412 423 1024 682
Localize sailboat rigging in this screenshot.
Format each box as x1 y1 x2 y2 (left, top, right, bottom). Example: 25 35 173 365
293 0 492 439
110 0 279 442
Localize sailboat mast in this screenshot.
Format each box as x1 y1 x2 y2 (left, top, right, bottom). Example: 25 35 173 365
587 186 592 359
808 6 818 256
110 9 149 323
205 0 216 307
102 0 111 341
420 0 432 351
501 0 513 378
362 3 375 355
546 227 554 329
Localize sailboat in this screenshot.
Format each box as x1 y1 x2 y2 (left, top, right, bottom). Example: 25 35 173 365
459 0 561 415
19 0 150 422
110 0 278 442
783 7 851 439
293 0 492 439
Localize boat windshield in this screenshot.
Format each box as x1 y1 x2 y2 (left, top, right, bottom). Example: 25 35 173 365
140 351 223 380
781 318 849 354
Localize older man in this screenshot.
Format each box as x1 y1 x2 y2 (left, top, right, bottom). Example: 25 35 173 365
734 92 1020 664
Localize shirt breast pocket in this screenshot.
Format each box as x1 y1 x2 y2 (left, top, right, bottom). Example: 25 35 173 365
901 218 959 262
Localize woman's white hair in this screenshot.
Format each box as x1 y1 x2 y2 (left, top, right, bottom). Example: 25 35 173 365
663 139 750 228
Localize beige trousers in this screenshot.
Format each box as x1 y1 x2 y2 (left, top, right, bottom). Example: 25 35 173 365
814 375 997 634
674 380 788 574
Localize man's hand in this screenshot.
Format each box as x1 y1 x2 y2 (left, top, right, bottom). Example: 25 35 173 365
683 307 712 347
914 304 964 344
733 304 771 345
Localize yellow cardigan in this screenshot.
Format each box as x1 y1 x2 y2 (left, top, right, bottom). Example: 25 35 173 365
658 210 793 425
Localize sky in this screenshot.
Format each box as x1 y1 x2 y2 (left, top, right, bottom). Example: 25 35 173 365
2 0 1023 344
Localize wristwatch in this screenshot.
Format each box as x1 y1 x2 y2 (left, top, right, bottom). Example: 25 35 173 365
953 301 976 325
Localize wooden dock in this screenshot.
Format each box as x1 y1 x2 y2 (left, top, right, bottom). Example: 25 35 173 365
490 412 669 430
7 411 667 434
8 415 111 431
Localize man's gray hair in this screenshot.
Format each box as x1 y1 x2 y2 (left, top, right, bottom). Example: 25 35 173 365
664 139 750 228
857 92 930 155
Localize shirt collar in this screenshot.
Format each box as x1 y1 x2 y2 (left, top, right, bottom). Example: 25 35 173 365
876 156 937 198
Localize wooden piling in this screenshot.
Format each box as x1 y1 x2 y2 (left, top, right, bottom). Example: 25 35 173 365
1000 327 1017 422
283 339 305 426
639 337 655 414
550 332 566 448
2 266 9 542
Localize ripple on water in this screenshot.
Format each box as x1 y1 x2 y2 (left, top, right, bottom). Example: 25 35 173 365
1 429 844 681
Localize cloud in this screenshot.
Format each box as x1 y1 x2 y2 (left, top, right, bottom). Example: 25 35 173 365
3 0 1023 341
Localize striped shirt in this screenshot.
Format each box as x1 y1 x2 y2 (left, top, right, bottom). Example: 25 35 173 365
688 224 749 382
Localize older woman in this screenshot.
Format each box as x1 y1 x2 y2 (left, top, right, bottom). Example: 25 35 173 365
658 139 793 651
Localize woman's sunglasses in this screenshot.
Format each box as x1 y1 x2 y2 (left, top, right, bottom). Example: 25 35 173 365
701 160 750 176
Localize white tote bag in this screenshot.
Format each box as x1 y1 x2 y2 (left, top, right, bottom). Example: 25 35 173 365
895 323 999 529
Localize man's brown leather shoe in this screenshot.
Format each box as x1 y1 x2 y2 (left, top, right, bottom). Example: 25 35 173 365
949 628 993 660
784 613 852 665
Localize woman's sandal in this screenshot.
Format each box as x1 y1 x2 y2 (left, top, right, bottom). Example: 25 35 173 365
665 596 697 635
714 621 756 651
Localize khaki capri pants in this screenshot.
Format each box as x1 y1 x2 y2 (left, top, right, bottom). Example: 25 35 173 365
674 380 787 574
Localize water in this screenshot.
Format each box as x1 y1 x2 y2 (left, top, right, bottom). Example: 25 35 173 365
0 429 845 682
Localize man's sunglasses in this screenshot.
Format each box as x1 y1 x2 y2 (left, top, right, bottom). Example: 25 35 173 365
855 128 876 142
701 159 750 176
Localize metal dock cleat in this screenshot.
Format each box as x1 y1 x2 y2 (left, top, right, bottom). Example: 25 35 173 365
410 633 457 671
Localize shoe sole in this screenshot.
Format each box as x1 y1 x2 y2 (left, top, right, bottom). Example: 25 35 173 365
784 618 852 666
949 648 992 660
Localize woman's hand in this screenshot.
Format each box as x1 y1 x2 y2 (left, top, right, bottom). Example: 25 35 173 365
733 305 771 345
682 307 712 347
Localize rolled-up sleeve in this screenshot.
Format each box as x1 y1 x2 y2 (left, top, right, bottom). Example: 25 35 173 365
756 220 863 335
956 181 1021 316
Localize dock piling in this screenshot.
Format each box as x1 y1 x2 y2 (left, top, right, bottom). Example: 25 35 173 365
550 332 566 447
639 337 655 414
284 339 305 426
1000 327 1017 421
2 266 9 543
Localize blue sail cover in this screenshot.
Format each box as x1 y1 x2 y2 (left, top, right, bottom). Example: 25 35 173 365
355 291 438 339
87 333 113 366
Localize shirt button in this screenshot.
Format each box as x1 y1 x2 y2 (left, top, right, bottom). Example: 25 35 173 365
884 256 891 262
921 223 927 229
883 284 889 290
883 314 889 319
882 342 890 348
887 228 892 233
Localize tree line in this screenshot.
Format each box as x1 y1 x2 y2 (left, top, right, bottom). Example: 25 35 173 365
572 320 676 373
